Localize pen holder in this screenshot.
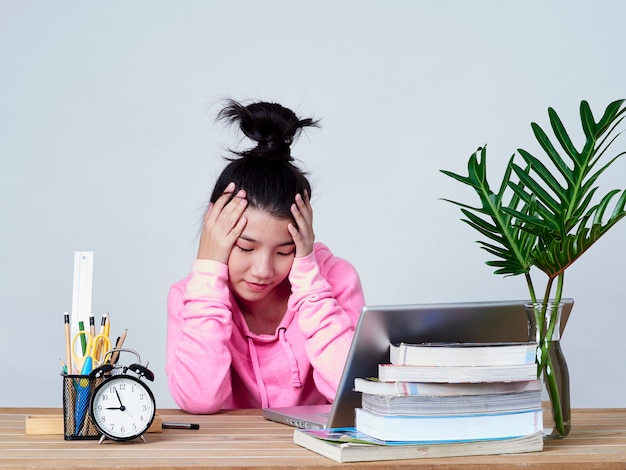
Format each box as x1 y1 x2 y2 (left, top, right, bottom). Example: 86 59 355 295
61 373 103 440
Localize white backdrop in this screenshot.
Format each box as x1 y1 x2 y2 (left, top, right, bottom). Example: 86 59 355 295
1 0 625 409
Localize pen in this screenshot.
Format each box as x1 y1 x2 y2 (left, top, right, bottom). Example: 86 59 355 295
162 422 200 430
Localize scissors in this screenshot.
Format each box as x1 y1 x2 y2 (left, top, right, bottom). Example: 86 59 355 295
71 331 112 374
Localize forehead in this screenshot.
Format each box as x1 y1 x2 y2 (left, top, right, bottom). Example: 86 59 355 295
240 207 292 243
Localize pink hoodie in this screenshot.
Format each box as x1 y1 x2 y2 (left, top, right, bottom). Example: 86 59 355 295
166 242 365 414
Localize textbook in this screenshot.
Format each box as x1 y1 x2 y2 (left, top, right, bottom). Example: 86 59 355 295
361 389 542 416
353 377 541 396
355 407 542 442
378 363 537 383
390 341 538 367
293 427 543 463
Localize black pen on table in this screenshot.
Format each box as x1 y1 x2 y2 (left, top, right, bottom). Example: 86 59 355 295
162 422 200 430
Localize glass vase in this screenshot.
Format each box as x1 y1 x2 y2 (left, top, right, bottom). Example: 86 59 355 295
525 302 571 438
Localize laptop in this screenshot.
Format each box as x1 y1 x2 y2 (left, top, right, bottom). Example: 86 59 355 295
262 298 574 429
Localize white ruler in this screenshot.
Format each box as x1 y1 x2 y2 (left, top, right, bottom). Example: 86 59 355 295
71 251 94 336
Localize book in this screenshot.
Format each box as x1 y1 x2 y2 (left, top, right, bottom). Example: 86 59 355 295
390 341 538 367
361 389 542 416
378 363 537 383
293 427 543 463
354 377 541 396
355 407 542 442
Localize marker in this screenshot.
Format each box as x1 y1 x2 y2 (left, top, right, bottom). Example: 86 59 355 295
78 321 87 355
162 422 200 430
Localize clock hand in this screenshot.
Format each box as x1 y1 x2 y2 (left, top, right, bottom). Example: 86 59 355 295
114 388 126 411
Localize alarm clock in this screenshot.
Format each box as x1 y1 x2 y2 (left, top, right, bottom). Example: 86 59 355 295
88 349 156 444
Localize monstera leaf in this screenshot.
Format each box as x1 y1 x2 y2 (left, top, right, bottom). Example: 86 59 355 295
443 99 626 293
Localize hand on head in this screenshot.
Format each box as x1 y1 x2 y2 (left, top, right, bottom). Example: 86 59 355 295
198 185 316 264
288 190 315 258
198 182 248 264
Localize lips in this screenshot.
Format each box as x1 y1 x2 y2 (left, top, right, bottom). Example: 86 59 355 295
244 281 271 292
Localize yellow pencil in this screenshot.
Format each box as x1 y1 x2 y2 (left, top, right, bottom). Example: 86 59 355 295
104 313 111 339
64 312 72 375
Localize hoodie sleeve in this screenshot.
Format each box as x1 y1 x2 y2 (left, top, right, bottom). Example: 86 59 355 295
166 259 234 414
287 246 365 401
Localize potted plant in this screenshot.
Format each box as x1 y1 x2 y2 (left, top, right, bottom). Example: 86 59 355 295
441 99 626 436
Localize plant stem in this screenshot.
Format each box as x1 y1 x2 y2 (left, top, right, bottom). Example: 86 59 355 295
543 351 565 435
538 273 565 435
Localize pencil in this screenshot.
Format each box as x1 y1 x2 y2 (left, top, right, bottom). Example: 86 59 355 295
110 329 127 365
104 312 111 339
99 313 107 335
64 312 72 375
96 313 107 359
89 314 96 336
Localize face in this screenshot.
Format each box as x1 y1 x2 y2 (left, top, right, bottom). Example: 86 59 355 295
227 207 296 305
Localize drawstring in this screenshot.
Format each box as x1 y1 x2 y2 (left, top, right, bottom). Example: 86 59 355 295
247 336 269 408
278 328 302 388
247 328 302 408
246 328 303 407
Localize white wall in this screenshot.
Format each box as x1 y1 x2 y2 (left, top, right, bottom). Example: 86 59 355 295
1 0 625 409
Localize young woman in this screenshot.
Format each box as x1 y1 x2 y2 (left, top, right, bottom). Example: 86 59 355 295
166 100 365 414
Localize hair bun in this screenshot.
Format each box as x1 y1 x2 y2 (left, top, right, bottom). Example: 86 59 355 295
218 100 318 161
257 135 291 157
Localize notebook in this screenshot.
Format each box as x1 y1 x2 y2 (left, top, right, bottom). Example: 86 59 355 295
262 298 573 429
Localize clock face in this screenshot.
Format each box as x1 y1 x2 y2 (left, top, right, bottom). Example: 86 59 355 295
90 375 156 441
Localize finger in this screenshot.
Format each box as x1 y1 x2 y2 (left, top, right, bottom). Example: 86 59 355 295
291 195 312 230
225 215 247 244
208 188 247 226
288 222 313 258
287 223 301 243
208 182 238 211
223 193 248 229
296 192 313 220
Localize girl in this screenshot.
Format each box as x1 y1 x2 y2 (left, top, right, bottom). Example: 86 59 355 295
166 100 365 413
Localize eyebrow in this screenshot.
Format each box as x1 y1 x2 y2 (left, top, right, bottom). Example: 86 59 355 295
238 235 295 247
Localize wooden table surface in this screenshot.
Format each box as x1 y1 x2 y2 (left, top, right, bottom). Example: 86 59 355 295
1 407 626 469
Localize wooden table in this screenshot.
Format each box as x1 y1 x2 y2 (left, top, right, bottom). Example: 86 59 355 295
1 407 626 469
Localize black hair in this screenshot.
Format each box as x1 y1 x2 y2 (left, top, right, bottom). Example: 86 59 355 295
209 100 319 219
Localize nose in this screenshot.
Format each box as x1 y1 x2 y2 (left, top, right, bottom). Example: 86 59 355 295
250 252 273 280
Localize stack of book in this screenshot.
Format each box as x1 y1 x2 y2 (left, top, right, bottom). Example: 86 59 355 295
294 341 543 463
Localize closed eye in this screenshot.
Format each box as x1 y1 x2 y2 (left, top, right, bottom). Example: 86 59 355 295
235 245 253 253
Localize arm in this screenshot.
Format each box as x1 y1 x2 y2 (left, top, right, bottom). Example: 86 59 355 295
166 183 249 413
287 192 365 400
288 250 365 401
166 260 235 414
